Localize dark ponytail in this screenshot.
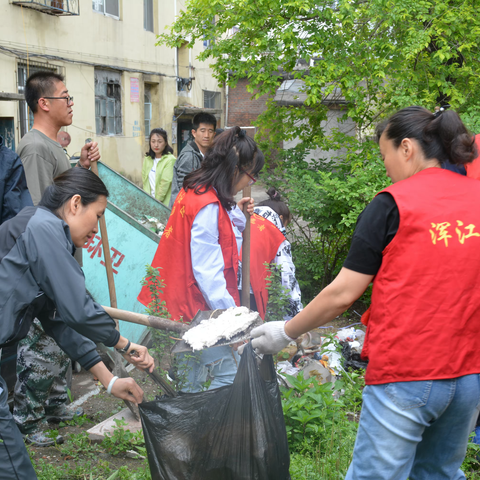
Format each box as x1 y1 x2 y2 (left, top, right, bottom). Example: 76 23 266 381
258 187 291 223
184 126 263 210
376 106 477 165
39 168 109 218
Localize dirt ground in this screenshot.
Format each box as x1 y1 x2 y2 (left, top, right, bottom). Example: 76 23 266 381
28 367 161 476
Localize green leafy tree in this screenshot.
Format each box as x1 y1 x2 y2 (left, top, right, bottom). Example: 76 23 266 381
159 0 480 298
159 0 480 141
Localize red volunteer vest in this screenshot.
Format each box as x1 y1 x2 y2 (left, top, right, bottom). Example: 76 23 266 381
465 134 480 180
240 213 285 319
137 188 240 322
362 168 480 385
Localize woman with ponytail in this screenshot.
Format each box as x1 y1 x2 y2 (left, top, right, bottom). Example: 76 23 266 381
238 186 303 320
138 127 263 392
0 168 154 479
242 106 480 479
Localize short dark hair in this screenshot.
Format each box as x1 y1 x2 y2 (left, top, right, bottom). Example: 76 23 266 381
376 106 477 166
184 126 263 210
146 128 174 159
192 112 217 131
39 167 109 218
25 71 65 113
258 186 291 224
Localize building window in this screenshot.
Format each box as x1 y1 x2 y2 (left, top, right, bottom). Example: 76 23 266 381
203 90 221 110
144 85 152 136
17 62 59 138
92 0 119 19
144 0 154 32
95 69 122 136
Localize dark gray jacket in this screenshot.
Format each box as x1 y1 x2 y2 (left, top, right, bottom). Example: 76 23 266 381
0 206 120 370
0 135 33 224
169 141 203 208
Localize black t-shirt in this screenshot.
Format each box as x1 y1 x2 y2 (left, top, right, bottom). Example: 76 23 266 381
343 193 399 275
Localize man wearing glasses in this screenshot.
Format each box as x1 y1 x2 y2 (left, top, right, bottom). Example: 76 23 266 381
14 71 100 447
17 71 99 204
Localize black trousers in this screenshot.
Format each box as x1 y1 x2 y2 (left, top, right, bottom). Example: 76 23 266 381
0 375 37 480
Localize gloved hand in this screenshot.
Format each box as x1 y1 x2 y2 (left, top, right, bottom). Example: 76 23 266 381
238 321 296 355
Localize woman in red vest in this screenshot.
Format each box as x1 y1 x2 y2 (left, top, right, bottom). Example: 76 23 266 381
138 127 263 392
243 106 480 479
238 188 303 320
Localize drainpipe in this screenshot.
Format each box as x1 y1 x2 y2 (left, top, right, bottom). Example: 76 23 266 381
225 73 229 127
174 0 178 81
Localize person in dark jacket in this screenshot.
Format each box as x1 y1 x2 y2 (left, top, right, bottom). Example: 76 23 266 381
0 134 33 224
169 112 217 208
0 167 154 480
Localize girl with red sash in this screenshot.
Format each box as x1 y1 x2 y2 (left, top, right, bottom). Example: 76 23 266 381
138 127 263 392
244 107 480 479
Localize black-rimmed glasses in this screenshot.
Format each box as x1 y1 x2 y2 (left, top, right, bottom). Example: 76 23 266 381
41 96 74 105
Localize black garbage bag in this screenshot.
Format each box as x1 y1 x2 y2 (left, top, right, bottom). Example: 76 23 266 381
139 343 291 480
341 341 369 370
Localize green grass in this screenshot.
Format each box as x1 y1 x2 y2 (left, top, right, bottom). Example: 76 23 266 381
30 364 480 479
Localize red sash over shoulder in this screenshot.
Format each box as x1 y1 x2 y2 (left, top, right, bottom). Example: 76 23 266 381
240 213 285 319
137 188 240 322
363 168 480 384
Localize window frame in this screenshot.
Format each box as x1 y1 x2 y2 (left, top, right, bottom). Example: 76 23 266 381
92 0 120 20
95 69 123 136
203 90 221 110
144 85 152 137
144 0 154 33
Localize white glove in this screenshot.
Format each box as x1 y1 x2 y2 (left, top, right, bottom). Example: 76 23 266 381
241 321 295 355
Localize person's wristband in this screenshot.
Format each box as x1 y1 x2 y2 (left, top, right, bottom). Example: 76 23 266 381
116 340 131 355
107 376 119 395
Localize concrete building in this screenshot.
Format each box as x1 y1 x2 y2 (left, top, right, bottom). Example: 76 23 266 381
0 0 223 184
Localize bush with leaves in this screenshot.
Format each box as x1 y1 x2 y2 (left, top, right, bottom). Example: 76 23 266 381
281 369 364 479
275 140 389 303
141 265 201 391
264 262 291 321
140 265 178 385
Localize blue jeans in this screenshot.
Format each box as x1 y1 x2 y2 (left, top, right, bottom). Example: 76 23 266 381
176 345 240 393
345 375 480 480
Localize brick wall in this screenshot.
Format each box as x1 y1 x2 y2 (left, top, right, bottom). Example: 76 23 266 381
226 78 270 129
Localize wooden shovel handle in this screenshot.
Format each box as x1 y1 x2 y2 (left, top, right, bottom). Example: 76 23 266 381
241 186 251 308
90 161 118 325
102 306 189 335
